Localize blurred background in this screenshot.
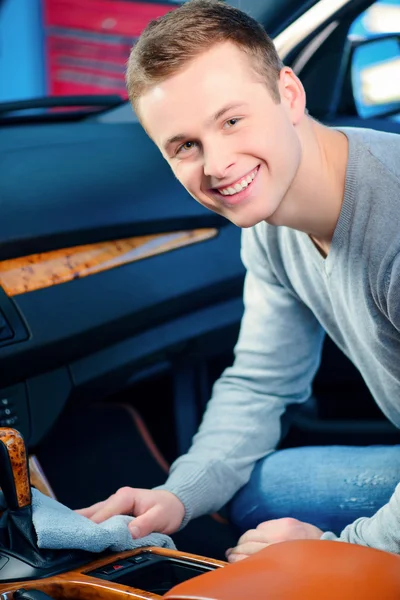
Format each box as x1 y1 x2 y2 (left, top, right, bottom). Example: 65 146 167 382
0 0 399 119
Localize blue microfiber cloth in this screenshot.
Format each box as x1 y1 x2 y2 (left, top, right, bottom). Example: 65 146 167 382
0 489 176 553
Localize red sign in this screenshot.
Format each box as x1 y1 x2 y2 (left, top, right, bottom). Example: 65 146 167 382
43 0 178 97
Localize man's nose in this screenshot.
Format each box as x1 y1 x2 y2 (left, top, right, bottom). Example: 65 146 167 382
203 147 235 180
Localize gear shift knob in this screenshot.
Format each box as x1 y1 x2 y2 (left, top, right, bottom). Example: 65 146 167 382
0 427 31 510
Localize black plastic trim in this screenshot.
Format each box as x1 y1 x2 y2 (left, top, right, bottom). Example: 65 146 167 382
0 225 244 387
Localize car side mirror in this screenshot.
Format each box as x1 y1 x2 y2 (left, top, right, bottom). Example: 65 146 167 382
350 33 400 119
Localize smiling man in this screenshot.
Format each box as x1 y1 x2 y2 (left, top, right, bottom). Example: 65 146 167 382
78 0 400 559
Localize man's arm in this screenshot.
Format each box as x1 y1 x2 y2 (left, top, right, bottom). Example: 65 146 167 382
157 225 325 526
320 254 400 551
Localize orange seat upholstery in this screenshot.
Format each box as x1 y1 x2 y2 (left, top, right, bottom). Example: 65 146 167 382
164 540 400 599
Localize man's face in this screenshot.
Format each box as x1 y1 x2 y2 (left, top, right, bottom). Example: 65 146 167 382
138 42 304 228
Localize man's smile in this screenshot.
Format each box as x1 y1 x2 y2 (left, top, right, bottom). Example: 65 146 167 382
206 165 261 208
213 166 260 196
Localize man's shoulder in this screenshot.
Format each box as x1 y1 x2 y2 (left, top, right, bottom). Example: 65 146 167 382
338 125 400 181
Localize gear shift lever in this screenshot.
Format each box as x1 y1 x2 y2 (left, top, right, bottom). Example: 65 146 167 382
0 428 97 583
0 428 31 511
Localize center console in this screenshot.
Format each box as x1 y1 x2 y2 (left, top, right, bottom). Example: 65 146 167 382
86 550 218 596
4 540 400 600
2 426 400 600
0 547 226 600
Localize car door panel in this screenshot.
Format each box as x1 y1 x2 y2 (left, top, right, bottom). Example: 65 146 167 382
0 223 243 382
0 119 245 449
0 122 224 260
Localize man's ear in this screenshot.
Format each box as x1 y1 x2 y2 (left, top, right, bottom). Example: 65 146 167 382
278 67 307 125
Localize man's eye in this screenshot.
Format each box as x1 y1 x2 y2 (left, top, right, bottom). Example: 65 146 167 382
177 141 197 155
223 118 240 129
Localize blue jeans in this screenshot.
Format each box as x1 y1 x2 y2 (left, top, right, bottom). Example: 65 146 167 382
230 445 400 535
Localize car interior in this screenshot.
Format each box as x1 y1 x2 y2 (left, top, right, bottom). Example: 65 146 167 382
0 0 400 597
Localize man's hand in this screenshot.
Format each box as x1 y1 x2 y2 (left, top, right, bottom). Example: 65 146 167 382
76 487 185 539
226 518 323 563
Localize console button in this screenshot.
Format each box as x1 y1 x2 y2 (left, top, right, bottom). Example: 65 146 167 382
101 561 131 575
0 384 29 440
0 400 18 427
3 417 18 426
129 554 150 564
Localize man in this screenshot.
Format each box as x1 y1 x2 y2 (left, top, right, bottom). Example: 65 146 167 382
77 0 400 559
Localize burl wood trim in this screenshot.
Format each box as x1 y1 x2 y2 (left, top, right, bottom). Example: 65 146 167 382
0 427 31 508
0 547 226 600
29 455 57 499
0 572 160 600
0 229 218 296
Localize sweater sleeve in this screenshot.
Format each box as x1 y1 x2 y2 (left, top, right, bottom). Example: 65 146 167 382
321 482 400 552
157 226 325 526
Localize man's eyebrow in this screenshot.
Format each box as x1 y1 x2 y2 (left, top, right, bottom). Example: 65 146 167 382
163 102 247 152
164 134 187 152
210 102 247 124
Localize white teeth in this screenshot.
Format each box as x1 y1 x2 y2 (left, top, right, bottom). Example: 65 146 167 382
218 168 258 196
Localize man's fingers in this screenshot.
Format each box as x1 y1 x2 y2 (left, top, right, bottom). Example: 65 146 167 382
74 488 184 536
228 541 270 560
227 552 249 563
128 505 163 539
75 500 107 518
85 488 137 523
237 528 270 546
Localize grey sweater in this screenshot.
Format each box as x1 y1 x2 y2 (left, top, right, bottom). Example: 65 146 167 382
159 126 400 552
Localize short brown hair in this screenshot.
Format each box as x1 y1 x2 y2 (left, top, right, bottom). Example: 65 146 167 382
126 0 284 114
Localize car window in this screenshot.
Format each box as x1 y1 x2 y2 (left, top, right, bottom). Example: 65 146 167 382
0 0 184 104
349 0 400 121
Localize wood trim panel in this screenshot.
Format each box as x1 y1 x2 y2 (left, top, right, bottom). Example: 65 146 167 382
0 547 226 600
29 455 57 499
0 572 160 600
0 229 218 297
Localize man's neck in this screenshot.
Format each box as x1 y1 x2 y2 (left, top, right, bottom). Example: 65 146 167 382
266 118 349 255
